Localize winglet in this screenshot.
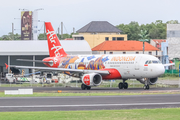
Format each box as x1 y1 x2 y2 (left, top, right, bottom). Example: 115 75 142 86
5 63 8 69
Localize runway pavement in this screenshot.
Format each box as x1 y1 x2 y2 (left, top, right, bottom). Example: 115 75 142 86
0 94 180 111
0 87 180 93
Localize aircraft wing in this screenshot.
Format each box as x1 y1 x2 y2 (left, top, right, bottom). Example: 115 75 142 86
163 63 175 67
16 59 51 63
5 64 109 75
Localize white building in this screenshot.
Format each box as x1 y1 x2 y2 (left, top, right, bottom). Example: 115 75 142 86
167 24 180 59
0 40 91 75
92 41 162 59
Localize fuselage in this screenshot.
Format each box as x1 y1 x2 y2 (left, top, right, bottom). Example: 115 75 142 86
43 54 165 80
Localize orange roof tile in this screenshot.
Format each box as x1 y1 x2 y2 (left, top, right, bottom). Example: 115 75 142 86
92 41 160 51
152 39 166 44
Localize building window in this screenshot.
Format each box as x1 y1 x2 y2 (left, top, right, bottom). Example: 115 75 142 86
149 52 152 55
91 32 97 34
112 37 116 41
123 52 126 54
105 37 109 41
74 37 84 40
104 51 106 54
110 52 113 54
136 52 139 54
117 37 124 41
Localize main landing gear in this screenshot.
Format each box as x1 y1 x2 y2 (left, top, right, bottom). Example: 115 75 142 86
81 84 91 90
118 81 128 89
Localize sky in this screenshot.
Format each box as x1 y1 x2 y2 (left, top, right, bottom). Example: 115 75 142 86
0 0 180 36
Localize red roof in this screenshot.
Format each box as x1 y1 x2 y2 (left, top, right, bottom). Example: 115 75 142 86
92 41 160 51
152 39 166 44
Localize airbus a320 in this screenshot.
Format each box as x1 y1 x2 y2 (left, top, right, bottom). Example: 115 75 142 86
5 22 174 90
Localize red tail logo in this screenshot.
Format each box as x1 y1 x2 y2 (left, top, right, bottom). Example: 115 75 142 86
45 22 67 57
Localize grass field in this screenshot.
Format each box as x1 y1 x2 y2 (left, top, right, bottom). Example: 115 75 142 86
0 78 179 88
0 108 180 120
0 91 180 97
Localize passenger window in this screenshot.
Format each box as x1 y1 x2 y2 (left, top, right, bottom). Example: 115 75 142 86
145 61 148 64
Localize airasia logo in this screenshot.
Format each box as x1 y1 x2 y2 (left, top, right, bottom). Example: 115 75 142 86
46 30 63 58
83 75 90 85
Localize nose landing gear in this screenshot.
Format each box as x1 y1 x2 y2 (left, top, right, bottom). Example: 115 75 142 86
143 78 150 90
143 85 149 90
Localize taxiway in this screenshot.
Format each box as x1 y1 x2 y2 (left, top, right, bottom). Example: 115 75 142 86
0 94 180 111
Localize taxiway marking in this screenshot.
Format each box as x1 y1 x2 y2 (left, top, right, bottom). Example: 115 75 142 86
0 102 180 108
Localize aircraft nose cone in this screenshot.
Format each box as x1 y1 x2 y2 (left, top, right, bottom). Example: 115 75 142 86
157 65 165 76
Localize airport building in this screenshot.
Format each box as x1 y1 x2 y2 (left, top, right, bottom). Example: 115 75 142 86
150 39 169 66
73 21 127 48
92 41 162 58
0 40 92 76
167 24 180 59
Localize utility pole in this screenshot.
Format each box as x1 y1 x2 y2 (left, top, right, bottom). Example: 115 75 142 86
44 22 45 40
58 27 60 39
73 27 75 34
12 23 14 40
61 22 63 39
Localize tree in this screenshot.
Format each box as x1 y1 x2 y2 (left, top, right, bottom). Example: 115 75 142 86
38 33 73 40
117 20 167 40
138 30 149 39
166 20 179 24
38 33 47 40
117 21 140 40
0 32 21 40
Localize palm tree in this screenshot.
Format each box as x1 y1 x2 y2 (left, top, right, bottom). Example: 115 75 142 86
139 30 149 54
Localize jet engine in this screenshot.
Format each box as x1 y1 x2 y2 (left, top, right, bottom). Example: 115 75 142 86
82 73 102 86
137 77 158 85
149 77 158 85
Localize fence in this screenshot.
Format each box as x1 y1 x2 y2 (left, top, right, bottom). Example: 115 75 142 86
0 78 180 88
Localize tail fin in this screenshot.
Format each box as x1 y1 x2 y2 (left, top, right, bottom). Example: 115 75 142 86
45 22 67 57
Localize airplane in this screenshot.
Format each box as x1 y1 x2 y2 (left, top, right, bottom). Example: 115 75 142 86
5 22 174 90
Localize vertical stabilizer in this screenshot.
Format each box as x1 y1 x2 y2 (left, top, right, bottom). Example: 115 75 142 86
45 22 67 57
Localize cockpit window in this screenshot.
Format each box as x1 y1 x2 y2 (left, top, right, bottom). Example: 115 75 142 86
145 60 161 64
152 60 158 64
158 60 161 64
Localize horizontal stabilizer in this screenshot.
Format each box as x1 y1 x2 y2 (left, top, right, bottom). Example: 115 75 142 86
16 59 51 63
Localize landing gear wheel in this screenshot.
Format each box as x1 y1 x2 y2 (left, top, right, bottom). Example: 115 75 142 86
81 84 86 90
143 85 150 90
143 85 146 90
124 82 128 89
146 85 149 90
118 82 123 89
87 86 91 90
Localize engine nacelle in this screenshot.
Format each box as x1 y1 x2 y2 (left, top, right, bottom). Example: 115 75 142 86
137 77 158 85
82 73 102 86
149 77 158 85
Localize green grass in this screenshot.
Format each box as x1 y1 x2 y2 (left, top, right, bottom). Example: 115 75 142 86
158 76 180 80
0 91 180 97
0 108 180 120
0 83 64 87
